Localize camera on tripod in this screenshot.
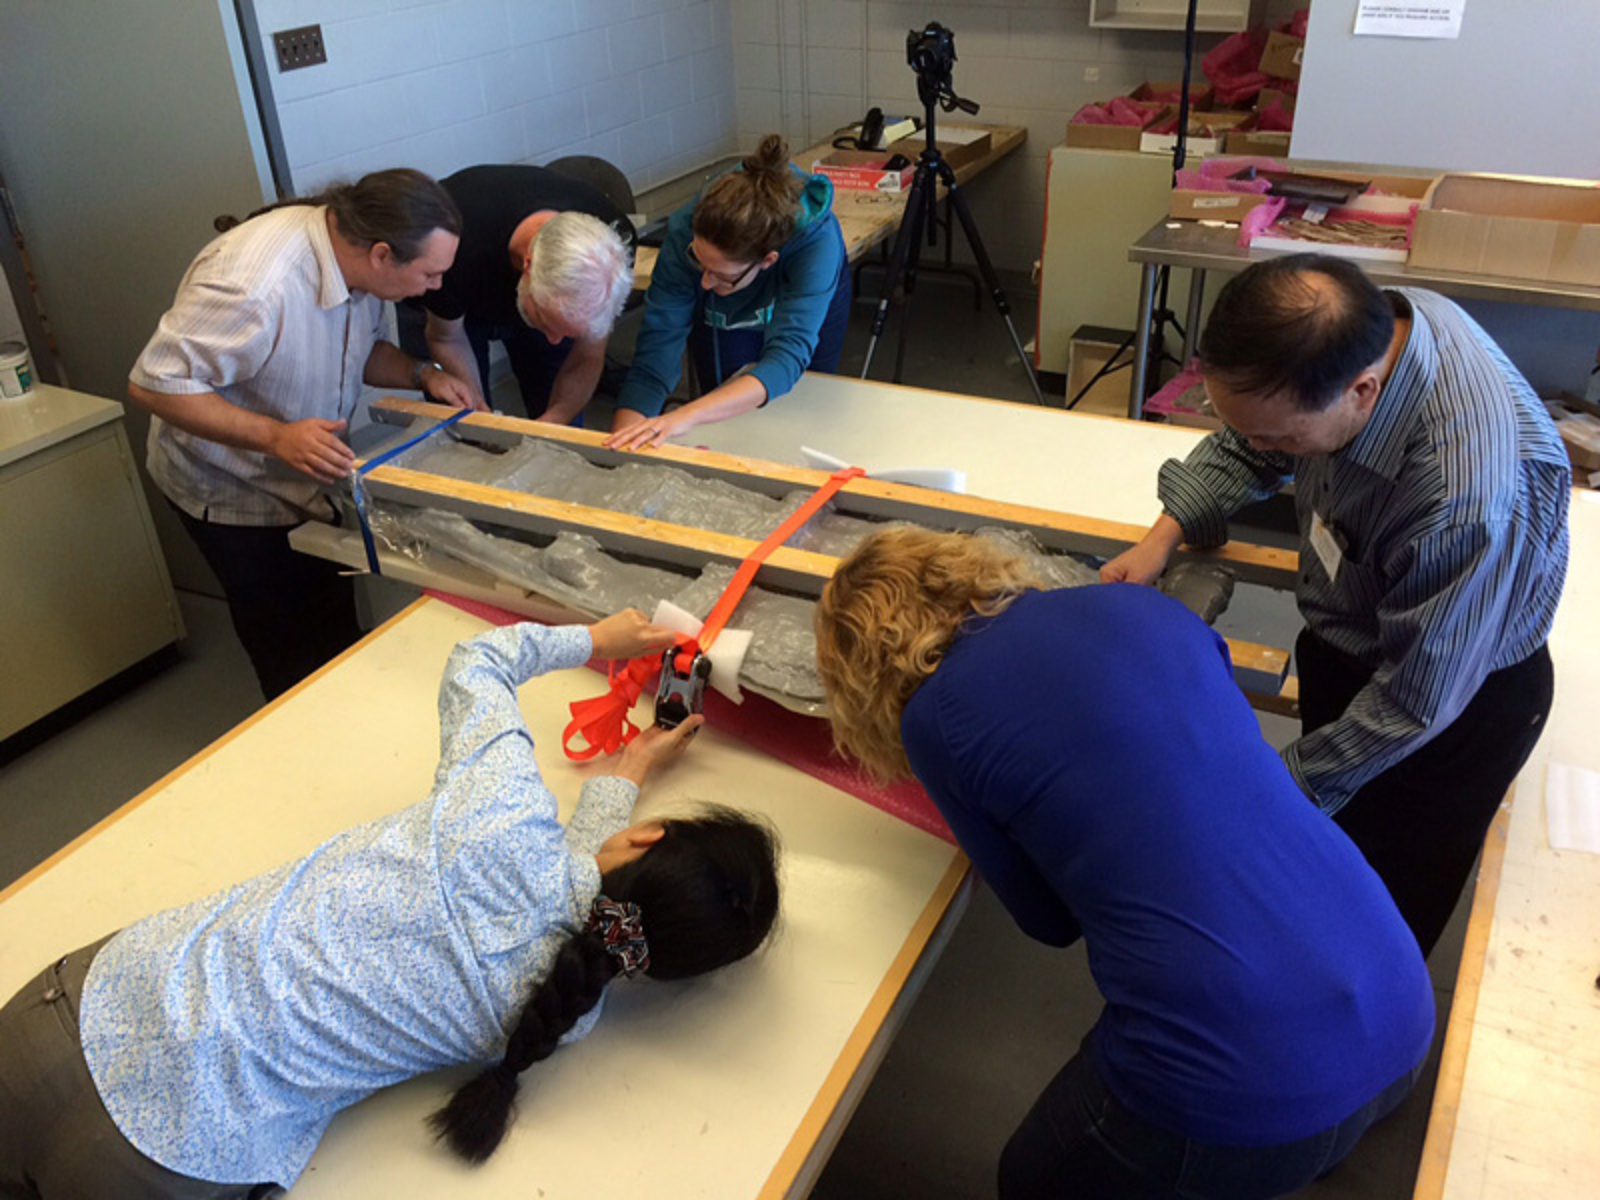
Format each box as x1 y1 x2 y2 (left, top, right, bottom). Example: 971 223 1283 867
905 22 979 115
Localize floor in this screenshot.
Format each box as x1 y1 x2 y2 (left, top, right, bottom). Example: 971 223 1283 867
0 280 1467 1199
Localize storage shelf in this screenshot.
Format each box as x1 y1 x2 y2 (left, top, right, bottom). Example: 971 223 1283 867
1089 0 1256 34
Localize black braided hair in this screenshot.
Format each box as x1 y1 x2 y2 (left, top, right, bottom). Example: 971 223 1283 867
427 805 780 1164
426 933 617 1163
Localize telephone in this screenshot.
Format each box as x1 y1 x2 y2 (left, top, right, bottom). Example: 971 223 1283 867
833 106 884 151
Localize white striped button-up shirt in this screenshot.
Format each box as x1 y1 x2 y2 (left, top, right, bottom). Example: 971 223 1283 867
1158 289 1570 814
133 204 387 524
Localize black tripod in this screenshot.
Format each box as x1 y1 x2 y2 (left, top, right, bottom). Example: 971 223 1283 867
1068 0 1204 414
859 36 1044 405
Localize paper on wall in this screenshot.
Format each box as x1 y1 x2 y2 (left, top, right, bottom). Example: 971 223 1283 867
1543 762 1600 854
1354 1 1466 40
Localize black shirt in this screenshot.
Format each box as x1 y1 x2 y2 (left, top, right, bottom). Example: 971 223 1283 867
424 164 625 328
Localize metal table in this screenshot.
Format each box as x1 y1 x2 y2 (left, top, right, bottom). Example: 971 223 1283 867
1125 219 1600 416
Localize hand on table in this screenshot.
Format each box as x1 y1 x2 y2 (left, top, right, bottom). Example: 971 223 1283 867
1100 515 1184 585
603 407 696 451
270 418 355 484
420 367 485 411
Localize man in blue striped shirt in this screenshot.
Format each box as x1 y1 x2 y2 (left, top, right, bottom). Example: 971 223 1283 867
1104 254 1569 956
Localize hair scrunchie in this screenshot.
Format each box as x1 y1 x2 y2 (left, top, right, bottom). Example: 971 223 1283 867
588 895 650 978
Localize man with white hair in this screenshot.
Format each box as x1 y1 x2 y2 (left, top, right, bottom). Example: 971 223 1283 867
406 164 635 421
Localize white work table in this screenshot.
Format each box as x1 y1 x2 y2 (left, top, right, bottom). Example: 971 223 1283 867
1415 488 1600 1199
692 372 1210 527
0 598 967 1198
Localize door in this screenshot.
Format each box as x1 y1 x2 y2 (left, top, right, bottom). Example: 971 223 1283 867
0 0 276 592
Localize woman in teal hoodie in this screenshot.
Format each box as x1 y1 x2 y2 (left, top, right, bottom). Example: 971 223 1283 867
606 135 850 449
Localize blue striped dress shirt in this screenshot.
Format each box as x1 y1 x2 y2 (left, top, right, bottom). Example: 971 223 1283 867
1159 289 1569 813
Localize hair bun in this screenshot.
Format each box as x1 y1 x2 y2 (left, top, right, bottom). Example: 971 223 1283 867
745 134 789 176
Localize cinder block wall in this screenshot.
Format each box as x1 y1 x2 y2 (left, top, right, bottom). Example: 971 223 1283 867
732 0 1302 275
252 0 741 198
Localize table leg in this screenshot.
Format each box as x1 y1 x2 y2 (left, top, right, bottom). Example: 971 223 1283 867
1181 269 1207 366
1130 263 1157 419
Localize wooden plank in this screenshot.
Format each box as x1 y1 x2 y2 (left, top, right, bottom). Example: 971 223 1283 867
1412 798 1513 1200
352 457 1290 696
366 398 1299 589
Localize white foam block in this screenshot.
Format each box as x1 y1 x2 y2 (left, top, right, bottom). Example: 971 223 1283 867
800 445 967 494
651 599 752 704
1545 762 1600 854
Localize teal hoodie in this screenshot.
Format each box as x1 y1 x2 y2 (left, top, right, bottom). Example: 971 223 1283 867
616 166 846 416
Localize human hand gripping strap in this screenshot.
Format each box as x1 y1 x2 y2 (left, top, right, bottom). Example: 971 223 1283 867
350 409 472 574
561 465 866 760
588 895 650 977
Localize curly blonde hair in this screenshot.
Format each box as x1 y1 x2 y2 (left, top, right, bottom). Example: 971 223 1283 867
815 528 1039 782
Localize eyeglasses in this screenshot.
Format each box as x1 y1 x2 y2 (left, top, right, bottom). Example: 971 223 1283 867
686 241 758 288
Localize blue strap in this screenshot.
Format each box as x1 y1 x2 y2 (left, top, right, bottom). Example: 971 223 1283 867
351 408 471 575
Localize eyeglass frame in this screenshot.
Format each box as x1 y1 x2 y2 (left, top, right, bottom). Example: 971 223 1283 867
686 239 760 288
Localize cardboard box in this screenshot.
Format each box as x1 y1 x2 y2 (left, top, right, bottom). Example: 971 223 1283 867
1259 31 1304 81
1222 129 1293 157
1065 120 1147 151
1141 108 1251 157
1066 326 1134 416
1128 81 1215 109
1410 173 1600 286
884 126 992 171
811 149 915 193
1168 189 1277 221
1556 411 1600 471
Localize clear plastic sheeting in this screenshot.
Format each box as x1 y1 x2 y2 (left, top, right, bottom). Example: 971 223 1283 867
364 426 1234 708
673 564 827 703
367 505 833 709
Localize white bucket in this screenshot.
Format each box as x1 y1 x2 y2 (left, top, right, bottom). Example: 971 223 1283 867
0 341 33 400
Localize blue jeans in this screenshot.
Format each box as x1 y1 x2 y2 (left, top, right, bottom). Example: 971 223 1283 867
997 1034 1423 1200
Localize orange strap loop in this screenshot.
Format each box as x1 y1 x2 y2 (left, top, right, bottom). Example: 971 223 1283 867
563 466 866 759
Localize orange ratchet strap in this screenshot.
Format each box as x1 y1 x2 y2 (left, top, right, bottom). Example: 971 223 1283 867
562 465 865 760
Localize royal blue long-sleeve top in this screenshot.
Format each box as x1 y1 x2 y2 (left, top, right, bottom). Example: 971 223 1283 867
900 585 1434 1146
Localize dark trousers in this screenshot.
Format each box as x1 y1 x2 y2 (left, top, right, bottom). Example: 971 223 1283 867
688 262 853 396
0 939 272 1199
397 301 572 420
998 1034 1422 1200
175 508 361 702
1297 630 1554 958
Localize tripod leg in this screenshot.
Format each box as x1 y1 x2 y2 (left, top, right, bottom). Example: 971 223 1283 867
893 176 933 384
861 167 933 381
941 174 1046 406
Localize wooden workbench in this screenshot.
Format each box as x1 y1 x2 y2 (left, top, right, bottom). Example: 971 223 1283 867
634 125 1027 291
1413 487 1600 1199
0 597 968 1198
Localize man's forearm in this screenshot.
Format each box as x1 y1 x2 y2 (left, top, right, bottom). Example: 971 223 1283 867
128 380 281 454
363 339 425 389
540 340 607 424
425 324 487 409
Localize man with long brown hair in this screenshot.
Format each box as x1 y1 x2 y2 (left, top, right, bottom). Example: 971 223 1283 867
129 168 471 699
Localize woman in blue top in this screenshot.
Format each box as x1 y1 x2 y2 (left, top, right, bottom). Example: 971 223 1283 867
814 528 1435 1200
605 135 850 450
0 610 780 1197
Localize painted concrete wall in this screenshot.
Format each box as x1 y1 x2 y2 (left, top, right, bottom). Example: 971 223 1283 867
252 0 740 198
731 0 1303 274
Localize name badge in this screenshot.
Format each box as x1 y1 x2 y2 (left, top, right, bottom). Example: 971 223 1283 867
1310 511 1345 582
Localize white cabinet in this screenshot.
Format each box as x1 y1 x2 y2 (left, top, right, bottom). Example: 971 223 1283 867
1037 145 1199 391
0 385 184 740
1089 0 1262 33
